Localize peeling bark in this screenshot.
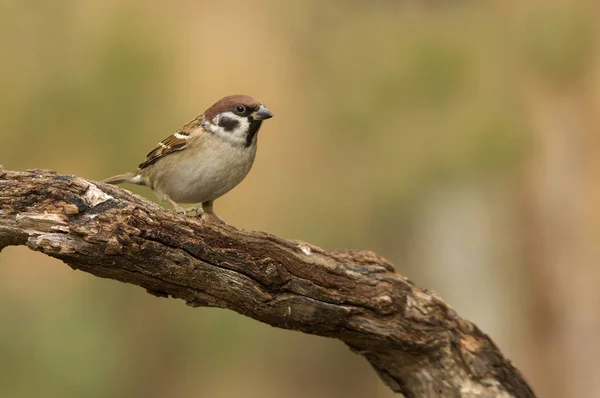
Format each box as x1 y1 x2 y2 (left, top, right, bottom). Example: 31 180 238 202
0 167 536 398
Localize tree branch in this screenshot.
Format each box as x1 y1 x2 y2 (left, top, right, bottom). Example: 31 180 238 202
0 167 535 398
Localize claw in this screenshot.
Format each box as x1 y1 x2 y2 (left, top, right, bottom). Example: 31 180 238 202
164 197 202 217
184 206 203 217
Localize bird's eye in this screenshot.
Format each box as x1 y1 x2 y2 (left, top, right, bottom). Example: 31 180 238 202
235 105 246 114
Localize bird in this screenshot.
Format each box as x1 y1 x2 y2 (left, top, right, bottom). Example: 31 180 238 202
102 94 273 219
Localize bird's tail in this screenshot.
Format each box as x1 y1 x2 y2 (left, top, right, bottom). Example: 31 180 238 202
102 172 144 186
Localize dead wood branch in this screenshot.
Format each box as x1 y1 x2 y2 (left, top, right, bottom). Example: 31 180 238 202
0 167 535 398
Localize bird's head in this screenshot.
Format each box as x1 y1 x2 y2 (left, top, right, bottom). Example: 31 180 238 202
202 95 273 147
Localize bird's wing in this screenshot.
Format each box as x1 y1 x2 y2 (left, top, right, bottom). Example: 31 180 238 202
138 117 202 169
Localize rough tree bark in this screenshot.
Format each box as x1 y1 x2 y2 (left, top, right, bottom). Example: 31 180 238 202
0 167 535 398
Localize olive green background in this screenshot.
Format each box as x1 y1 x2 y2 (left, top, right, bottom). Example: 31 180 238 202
1 1 599 397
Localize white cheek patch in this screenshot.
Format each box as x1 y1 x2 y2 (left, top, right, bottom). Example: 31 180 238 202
234 117 250 136
208 112 250 146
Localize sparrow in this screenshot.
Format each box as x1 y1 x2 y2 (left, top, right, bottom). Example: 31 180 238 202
102 94 273 219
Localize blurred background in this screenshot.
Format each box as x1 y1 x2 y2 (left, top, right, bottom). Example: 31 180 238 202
0 1 598 397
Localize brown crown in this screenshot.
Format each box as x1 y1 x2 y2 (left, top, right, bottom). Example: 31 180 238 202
204 95 262 121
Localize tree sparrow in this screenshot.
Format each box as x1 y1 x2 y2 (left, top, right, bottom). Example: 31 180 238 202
102 95 273 219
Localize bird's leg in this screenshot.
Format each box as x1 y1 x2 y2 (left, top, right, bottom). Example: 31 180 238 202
164 197 187 215
201 200 215 215
201 200 224 222
161 194 204 216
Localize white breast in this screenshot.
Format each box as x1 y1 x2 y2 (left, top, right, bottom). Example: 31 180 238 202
150 137 257 204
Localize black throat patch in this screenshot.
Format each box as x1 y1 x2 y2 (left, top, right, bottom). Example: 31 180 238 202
246 120 262 147
218 116 240 132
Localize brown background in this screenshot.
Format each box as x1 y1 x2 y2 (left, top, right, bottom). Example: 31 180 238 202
1 1 598 397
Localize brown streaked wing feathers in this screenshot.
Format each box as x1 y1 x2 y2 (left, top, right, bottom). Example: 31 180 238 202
138 135 186 169
138 117 201 169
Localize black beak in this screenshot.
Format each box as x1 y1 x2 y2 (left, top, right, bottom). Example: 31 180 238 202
252 105 273 121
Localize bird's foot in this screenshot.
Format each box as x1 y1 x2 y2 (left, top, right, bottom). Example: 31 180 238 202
182 206 203 216
200 201 225 223
167 201 202 217
203 212 225 223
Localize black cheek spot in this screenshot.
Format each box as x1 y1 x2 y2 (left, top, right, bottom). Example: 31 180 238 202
218 117 240 132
